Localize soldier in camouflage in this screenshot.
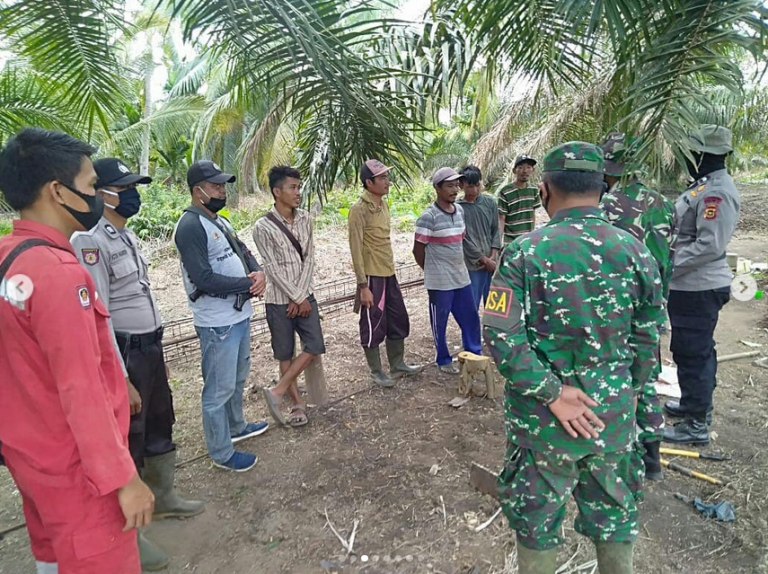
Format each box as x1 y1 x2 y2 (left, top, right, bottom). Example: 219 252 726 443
600 133 676 481
483 142 664 574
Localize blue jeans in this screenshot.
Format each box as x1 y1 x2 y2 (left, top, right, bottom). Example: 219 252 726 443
428 285 483 366
469 269 493 309
195 318 251 463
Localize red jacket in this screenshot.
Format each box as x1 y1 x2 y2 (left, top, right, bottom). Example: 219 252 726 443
0 220 135 495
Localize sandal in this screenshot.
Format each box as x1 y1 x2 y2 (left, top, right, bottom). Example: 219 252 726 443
288 404 308 427
262 387 287 425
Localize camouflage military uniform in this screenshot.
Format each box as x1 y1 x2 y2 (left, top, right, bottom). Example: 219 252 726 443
600 134 676 444
483 142 664 551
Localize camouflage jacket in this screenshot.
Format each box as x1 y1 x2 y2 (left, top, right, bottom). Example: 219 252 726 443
483 206 664 456
601 179 676 299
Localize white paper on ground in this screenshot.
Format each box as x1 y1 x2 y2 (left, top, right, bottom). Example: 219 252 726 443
654 365 681 398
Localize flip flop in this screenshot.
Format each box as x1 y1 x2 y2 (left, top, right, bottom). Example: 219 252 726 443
261 387 287 425
288 404 308 428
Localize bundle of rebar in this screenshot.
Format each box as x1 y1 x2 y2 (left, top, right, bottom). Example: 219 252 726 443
162 263 425 364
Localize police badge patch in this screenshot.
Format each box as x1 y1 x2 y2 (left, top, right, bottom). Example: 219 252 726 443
703 196 722 221
81 248 99 265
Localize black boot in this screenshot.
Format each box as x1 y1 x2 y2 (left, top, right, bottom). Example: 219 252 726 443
663 416 709 446
641 441 663 481
663 401 713 425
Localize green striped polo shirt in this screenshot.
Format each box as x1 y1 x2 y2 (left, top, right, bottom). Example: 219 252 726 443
497 184 541 243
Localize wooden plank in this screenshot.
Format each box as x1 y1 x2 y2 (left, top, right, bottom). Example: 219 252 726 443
305 355 329 405
469 462 499 500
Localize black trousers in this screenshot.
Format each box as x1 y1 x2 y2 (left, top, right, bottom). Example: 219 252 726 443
668 288 730 419
115 332 176 468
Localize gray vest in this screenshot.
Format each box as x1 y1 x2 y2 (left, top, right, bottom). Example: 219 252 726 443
174 213 253 327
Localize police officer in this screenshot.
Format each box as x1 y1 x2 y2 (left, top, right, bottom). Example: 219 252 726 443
663 126 740 445
484 142 663 574
600 133 676 480
72 158 205 571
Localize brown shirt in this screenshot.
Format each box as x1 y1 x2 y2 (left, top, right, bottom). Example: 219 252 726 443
348 191 396 283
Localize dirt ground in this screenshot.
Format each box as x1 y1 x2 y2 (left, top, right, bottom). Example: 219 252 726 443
1 186 768 574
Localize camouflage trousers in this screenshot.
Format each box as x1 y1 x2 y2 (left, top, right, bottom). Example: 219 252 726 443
637 342 665 443
497 445 644 551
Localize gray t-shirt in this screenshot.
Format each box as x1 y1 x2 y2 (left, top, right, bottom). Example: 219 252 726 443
173 207 261 327
415 203 471 291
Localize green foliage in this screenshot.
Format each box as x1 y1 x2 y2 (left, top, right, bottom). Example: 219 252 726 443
0 218 11 237
225 204 270 232
313 181 434 232
128 182 189 239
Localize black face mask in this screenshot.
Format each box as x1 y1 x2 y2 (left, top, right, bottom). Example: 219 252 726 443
104 187 141 219
200 188 226 213
686 152 726 180
60 183 104 231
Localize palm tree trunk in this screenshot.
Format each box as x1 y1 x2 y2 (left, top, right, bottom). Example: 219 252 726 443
140 49 152 176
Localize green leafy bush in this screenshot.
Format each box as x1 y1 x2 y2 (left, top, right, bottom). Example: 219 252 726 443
313 180 434 231
129 182 189 239
0 218 12 237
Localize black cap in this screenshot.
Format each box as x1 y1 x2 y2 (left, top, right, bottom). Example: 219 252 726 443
93 158 152 188
187 160 236 188
513 154 537 169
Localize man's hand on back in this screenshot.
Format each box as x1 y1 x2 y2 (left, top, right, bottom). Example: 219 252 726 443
548 386 605 440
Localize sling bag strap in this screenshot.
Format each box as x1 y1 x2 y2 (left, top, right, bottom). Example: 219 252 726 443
183 207 251 275
0 238 68 466
264 211 304 262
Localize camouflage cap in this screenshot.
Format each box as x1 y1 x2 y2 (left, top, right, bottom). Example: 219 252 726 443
600 132 630 177
689 124 733 155
542 142 604 173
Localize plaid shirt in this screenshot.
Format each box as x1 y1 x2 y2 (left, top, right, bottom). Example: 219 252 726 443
253 207 315 305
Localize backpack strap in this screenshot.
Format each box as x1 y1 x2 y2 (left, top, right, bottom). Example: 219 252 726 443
0 239 60 281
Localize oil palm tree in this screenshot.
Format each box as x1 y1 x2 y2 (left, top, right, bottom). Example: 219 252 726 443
432 0 768 179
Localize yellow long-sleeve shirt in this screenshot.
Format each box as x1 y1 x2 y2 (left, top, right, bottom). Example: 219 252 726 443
348 191 396 283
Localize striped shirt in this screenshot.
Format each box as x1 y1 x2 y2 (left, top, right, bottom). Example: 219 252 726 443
415 203 470 291
253 207 315 305
497 184 541 242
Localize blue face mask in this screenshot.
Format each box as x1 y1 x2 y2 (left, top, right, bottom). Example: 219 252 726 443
104 187 142 219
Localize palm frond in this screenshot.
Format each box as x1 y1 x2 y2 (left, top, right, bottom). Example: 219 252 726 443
0 0 129 133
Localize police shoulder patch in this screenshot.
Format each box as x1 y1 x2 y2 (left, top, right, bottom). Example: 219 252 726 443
76 285 91 309
81 248 99 266
703 196 722 221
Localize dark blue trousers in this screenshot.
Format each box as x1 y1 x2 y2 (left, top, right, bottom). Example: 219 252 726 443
428 285 482 366
668 287 730 419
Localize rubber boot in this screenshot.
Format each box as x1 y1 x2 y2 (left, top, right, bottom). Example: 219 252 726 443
138 530 170 572
662 416 709 446
386 338 423 377
142 451 206 520
516 543 558 574
363 346 395 387
641 440 663 481
595 541 634 574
